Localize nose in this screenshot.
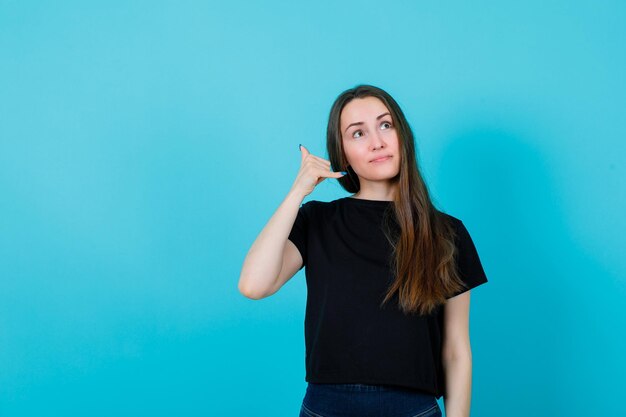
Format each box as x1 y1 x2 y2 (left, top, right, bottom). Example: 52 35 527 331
371 130 386 150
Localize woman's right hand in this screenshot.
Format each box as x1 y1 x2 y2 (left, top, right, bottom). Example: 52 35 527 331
290 144 346 197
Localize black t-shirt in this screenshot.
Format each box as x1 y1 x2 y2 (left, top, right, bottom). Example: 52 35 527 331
287 196 488 399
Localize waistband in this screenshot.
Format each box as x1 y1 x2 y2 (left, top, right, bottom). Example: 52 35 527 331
307 382 431 394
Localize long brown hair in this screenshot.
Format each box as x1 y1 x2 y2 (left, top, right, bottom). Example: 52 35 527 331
326 84 467 316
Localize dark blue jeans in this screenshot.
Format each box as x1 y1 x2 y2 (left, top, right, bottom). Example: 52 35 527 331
299 383 442 417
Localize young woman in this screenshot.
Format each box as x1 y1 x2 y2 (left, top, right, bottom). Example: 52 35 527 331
239 85 488 417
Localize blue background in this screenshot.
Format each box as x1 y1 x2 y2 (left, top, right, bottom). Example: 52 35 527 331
1 1 625 415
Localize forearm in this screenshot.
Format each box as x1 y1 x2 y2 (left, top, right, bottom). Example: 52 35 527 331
238 188 305 298
442 352 472 417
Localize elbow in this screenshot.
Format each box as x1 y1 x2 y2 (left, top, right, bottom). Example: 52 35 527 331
238 278 268 300
240 289 265 300
442 347 472 364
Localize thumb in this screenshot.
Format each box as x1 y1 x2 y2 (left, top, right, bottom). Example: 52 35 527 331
299 143 310 162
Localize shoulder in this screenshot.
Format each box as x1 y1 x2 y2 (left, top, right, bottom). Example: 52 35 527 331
439 212 489 291
295 200 334 223
439 212 485 261
439 211 463 230
300 198 340 212
438 211 471 244
440 211 461 224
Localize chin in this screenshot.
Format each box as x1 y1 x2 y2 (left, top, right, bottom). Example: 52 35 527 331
353 164 400 180
359 173 400 182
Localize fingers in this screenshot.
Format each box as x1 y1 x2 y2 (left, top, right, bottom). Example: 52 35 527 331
314 170 345 186
308 158 342 177
298 144 346 189
299 143 309 163
299 144 332 167
322 170 347 178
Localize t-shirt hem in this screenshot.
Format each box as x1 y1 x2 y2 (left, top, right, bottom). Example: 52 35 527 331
305 373 441 398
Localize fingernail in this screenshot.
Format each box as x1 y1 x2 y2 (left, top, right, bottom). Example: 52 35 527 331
340 171 347 175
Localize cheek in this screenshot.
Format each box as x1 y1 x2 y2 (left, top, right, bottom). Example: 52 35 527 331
343 144 363 162
343 147 359 166
392 133 400 148
354 149 371 165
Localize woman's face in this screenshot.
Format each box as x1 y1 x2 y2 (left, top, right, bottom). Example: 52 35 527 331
340 96 401 182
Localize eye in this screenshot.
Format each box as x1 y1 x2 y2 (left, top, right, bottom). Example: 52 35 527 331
381 121 392 129
353 130 363 139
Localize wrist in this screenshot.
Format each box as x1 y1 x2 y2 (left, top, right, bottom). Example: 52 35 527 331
287 187 307 202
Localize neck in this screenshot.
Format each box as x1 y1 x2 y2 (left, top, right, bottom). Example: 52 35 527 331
352 183 397 201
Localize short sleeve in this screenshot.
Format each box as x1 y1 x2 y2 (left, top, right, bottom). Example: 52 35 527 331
449 220 489 298
287 201 312 270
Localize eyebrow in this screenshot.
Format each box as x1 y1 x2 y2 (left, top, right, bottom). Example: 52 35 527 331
344 112 391 133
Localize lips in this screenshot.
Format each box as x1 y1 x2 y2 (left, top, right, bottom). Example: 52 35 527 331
370 155 392 163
